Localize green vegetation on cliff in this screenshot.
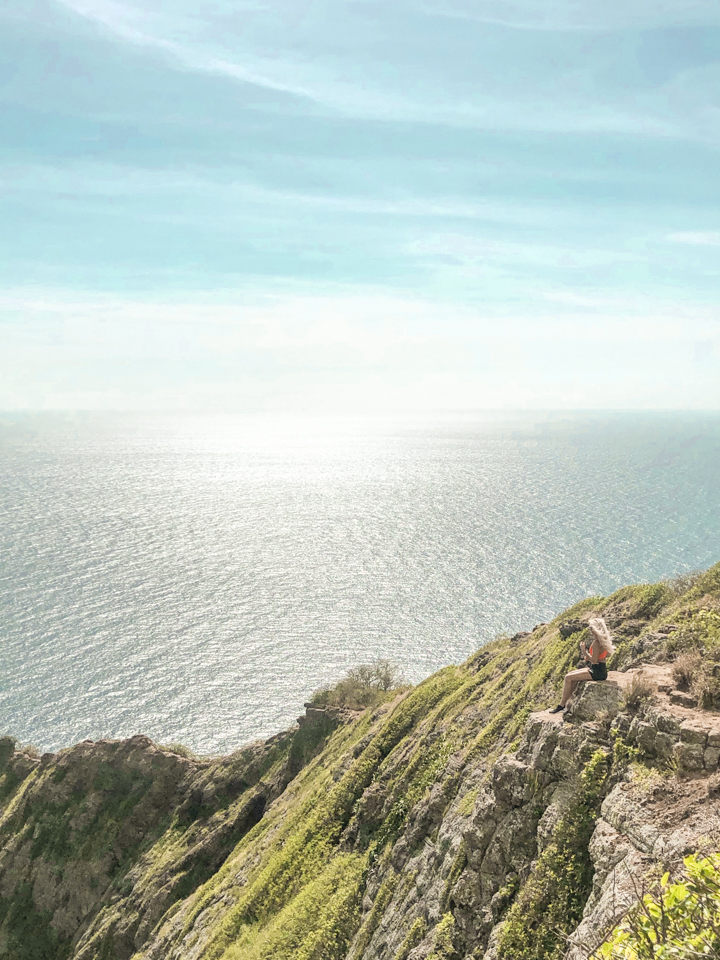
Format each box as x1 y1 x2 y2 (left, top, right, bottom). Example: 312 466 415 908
597 853 720 959
498 749 610 960
1 561 719 960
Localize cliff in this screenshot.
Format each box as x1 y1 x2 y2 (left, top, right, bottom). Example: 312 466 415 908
2 562 720 960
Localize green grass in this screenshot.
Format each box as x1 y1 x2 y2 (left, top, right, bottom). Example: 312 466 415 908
221 853 367 960
426 912 456 960
198 669 465 960
348 870 398 960
456 788 478 817
393 916 427 960
190 617 608 960
497 750 610 960
440 843 468 913
3 562 720 960
0 881 72 960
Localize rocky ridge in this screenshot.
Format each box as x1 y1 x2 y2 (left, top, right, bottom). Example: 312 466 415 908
1 562 720 960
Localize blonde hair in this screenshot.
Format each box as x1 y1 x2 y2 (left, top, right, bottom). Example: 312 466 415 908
588 617 615 656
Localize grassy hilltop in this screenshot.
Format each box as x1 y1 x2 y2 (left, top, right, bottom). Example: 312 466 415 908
1 562 720 960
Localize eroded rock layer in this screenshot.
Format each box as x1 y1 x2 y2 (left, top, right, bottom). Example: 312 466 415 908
2 562 720 960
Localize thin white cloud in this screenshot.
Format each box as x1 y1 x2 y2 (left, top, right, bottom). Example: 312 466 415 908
415 0 720 31
53 0 319 101
407 233 645 270
0 160 584 226
668 231 720 246
49 0 703 138
1 286 718 341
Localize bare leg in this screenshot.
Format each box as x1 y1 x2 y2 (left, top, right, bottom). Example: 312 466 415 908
561 668 592 707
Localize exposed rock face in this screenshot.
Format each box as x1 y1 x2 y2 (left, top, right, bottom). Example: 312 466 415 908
2 563 720 960
0 707 341 960
4 675 717 960
564 677 625 723
350 672 720 960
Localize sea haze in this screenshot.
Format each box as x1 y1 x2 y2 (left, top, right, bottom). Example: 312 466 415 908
1 412 719 755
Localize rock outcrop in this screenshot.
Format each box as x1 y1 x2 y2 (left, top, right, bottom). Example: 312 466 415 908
0 708 340 960
2 562 720 960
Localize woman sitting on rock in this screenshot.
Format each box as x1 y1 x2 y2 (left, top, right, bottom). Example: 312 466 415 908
550 617 615 714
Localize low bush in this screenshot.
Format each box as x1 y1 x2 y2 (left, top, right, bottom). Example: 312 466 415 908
160 742 198 759
684 561 720 602
623 676 654 713
627 762 663 792
612 736 640 775
608 583 673 622
595 853 720 959
662 570 704 597
666 608 720 657
426 912 457 960
393 917 427 960
310 660 406 711
672 652 702 691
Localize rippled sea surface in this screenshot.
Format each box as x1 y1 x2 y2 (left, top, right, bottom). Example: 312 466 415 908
1 412 719 754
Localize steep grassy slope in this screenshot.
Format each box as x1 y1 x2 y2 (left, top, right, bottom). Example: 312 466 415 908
1 561 719 960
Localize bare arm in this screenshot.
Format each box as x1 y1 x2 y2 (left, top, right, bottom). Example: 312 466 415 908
581 639 600 663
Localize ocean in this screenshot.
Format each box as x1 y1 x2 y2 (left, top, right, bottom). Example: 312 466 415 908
1 411 719 755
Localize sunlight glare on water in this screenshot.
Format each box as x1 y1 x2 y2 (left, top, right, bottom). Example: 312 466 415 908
1 411 719 754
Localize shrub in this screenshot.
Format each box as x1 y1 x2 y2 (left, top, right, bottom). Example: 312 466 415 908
0 736 17 768
394 917 427 960
672 652 702 691
662 570 704 597
310 660 406 711
623 676 654 713
608 583 673 621
691 671 719 710
627 762 663 792
160 742 198 759
371 661 400 690
427 912 457 960
635 584 674 618
666 608 720 656
683 560 720 602
696 608 720 650
612 736 640 774
595 853 720 959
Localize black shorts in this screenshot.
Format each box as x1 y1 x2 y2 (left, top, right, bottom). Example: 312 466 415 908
589 662 608 682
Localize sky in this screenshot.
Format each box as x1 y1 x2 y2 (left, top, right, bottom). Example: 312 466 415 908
1 0 719 412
